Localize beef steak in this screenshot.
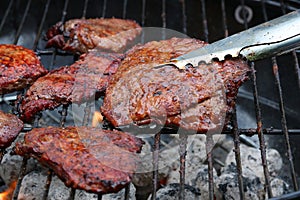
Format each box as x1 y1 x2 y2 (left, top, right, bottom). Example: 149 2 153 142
46 18 141 54
20 50 124 122
0 110 23 148
0 44 48 94
101 37 250 133
15 126 144 193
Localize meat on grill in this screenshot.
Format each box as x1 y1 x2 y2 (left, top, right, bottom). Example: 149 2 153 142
101 37 250 133
15 126 144 193
0 44 48 94
46 18 142 54
20 50 124 122
0 110 23 148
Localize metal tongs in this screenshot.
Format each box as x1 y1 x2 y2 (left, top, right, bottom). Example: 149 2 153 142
161 10 300 69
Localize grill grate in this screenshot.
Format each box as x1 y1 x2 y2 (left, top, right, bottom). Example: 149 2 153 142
0 0 300 200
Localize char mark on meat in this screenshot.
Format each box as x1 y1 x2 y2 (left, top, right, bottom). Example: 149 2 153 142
15 126 144 194
101 37 250 133
0 110 23 148
0 44 48 95
20 50 124 122
46 18 142 54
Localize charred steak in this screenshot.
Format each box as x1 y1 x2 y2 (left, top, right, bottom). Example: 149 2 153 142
0 44 48 94
101 38 250 133
15 126 144 193
46 18 141 54
20 50 124 122
0 110 23 148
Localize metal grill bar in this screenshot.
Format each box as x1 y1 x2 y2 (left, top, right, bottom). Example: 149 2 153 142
233 0 274 197
0 150 5 163
151 132 161 200
124 184 131 200
240 0 249 29
101 0 107 18
292 51 300 89
42 170 53 200
61 0 70 25
205 134 215 200
221 0 228 38
179 134 187 200
122 0 128 19
13 0 32 45
199 1 215 199
141 0 146 27
179 1 188 199
12 158 28 200
272 57 299 191
82 103 92 127
261 0 299 192
33 0 52 51
162 0 166 30
82 0 89 19
0 0 14 34
250 61 273 197
68 189 76 200
231 108 245 200
181 0 187 35
200 0 208 42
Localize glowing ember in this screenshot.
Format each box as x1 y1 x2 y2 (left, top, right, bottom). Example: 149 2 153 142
92 111 103 127
0 181 17 200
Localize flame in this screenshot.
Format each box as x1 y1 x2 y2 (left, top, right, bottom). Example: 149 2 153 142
0 181 17 200
92 111 103 127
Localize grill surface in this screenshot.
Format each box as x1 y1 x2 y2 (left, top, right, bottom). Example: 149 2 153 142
0 0 300 200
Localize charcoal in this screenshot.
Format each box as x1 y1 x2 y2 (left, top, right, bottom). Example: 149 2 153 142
224 144 283 180
215 166 264 200
166 134 226 185
148 183 201 200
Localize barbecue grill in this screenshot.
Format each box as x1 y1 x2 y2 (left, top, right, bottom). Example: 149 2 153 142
0 0 300 199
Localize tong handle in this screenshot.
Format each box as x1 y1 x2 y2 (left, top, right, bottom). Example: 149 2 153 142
240 10 300 61
167 10 300 69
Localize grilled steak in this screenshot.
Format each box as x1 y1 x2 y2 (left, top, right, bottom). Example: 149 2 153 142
101 38 250 133
0 44 48 94
20 50 123 122
0 110 23 148
46 18 142 54
15 126 144 193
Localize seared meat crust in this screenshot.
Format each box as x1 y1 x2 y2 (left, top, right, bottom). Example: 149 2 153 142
0 44 48 94
20 50 123 122
15 126 144 193
46 18 141 54
0 110 23 148
101 38 250 133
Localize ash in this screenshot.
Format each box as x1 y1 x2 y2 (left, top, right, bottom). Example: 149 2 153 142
147 183 201 200
17 168 136 200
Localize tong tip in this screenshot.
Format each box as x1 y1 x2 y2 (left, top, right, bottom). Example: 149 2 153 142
154 59 192 70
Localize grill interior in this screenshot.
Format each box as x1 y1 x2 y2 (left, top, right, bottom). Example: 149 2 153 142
0 0 300 199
